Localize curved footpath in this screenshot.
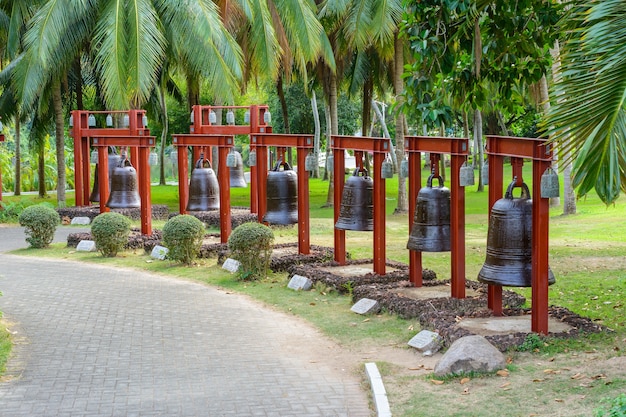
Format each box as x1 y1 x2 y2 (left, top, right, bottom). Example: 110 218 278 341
0 226 371 416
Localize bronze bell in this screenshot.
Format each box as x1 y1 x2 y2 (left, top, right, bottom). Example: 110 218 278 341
229 150 247 188
478 180 556 287
186 156 219 211
407 173 450 252
90 151 121 203
263 160 298 225
106 156 141 209
335 168 373 231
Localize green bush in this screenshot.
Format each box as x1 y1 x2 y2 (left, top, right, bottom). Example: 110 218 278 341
91 212 131 257
162 215 205 265
227 222 274 280
596 394 626 417
18 203 59 248
0 200 26 223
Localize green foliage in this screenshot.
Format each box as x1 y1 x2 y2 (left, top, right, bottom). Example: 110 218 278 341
0 200 27 223
18 203 59 248
227 222 274 280
596 394 626 417
517 333 545 352
162 215 205 265
91 212 131 257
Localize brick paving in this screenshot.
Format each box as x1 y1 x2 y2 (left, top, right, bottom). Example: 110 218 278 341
0 227 371 416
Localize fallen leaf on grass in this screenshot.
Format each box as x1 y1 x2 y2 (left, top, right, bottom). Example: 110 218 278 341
309 302 316 306
460 377 470 384
431 380 444 385
544 369 561 374
408 325 414 331
500 382 511 388
461 388 470 395
591 374 607 380
533 378 545 383
571 373 585 380
362 318 370 322
409 365 425 370
497 369 509 377
555 399 564 403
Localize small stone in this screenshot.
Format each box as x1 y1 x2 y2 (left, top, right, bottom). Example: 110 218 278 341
70 216 91 225
287 275 312 291
150 245 169 260
434 335 506 377
222 258 241 273
408 330 443 356
76 240 96 252
351 298 380 315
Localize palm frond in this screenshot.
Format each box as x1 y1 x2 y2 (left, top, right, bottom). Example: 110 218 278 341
546 0 626 203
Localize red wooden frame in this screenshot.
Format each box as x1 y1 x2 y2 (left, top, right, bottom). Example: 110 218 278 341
250 133 314 255
485 135 553 334
404 136 469 299
330 135 392 275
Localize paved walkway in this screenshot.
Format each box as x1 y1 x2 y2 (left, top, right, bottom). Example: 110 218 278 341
0 226 371 416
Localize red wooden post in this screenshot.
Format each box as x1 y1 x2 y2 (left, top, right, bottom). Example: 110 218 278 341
138 146 152 235
96 144 110 213
81 137 90 206
487 144 504 315
177 146 189 215
407 147 423 286
218 146 232 242
296 147 310 254
333 147 346 264
372 151 386 275
532 155 552 334
450 151 466 299
72 110 85 206
257 145 269 223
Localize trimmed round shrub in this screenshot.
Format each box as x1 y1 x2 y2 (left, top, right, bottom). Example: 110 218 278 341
227 222 274 280
162 215 205 265
91 212 131 257
18 204 59 248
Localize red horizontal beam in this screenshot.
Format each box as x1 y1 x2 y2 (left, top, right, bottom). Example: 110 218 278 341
251 133 314 148
194 125 264 135
79 128 150 138
172 134 235 147
404 136 470 156
91 136 156 147
330 135 391 153
486 135 552 161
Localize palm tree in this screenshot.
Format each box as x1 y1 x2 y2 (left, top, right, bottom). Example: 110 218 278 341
7 0 243 206
546 0 626 205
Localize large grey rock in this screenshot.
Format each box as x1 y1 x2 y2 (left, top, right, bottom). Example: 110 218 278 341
76 240 96 252
222 258 241 273
434 335 505 377
71 216 91 225
150 245 169 260
408 330 443 356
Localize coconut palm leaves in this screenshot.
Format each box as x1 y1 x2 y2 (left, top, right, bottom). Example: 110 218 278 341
11 0 243 110
547 0 626 204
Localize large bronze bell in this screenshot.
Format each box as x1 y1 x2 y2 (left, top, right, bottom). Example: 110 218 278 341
478 180 555 287
335 168 373 231
263 160 298 225
106 156 141 209
407 173 450 252
229 150 247 188
89 151 121 203
186 157 219 211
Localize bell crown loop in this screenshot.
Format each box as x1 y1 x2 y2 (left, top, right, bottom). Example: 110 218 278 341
426 173 445 188
505 178 530 200
352 167 369 178
272 159 293 172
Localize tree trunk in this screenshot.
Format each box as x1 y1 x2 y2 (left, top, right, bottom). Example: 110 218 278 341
276 75 292 164
393 31 408 213
158 83 168 185
75 58 84 110
473 19 485 192
52 82 66 207
14 115 21 195
38 148 46 198
324 71 338 208
362 77 372 136
539 74 560 207
311 90 321 178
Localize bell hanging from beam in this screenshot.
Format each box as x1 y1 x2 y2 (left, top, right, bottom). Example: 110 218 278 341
228 150 247 188
263 160 298 225
335 168 374 231
478 180 556 287
186 155 220 211
106 153 141 209
90 147 121 203
407 173 451 252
